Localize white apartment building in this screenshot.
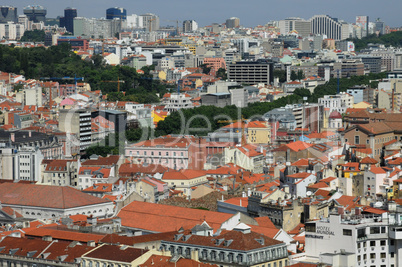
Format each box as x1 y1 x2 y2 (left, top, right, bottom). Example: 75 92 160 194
302 211 402 267
163 93 193 112
318 92 354 114
0 22 25 40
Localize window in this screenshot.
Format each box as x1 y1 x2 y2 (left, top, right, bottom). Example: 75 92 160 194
381 227 386 233
381 253 386 259
370 241 376 246
355 136 360 144
343 229 352 236
306 223 316 232
370 253 375 259
357 228 366 238
380 240 386 246
370 227 380 234
367 139 370 144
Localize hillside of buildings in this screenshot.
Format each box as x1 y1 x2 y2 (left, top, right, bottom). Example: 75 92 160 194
349 31 402 51
155 72 387 137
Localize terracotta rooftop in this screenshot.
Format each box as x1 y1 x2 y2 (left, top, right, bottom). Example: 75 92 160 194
118 201 233 232
0 183 111 209
83 244 148 263
82 155 120 166
139 255 217 267
167 228 283 251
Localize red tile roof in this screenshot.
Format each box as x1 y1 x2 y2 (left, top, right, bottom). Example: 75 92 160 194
118 201 233 232
360 157 378 165
163 169 206 180
82 155 120 166
224 197 248 207
166 229 283 251
83 244 148 263
0 183 111 209
368 166 386 175
139 255 217 267
275 141 313 152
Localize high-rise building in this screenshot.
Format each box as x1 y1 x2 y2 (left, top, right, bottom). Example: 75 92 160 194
0 22 25 40
106 7 127 20
0 6 18 23
140 13 159 32
375 18 385 35
356 15 369 38
310 15 343 40
278 18 311 37
23 5 47 23
59 7 77 34
182 20 198 33
226 17 240 28
59 109 92 153
73 17 120 38
227 59 274 85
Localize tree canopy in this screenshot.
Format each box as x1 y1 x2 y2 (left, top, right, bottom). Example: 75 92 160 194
0 44 166 103
348 31 402 51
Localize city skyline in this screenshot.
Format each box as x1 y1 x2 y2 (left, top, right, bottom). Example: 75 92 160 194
1 0 402 28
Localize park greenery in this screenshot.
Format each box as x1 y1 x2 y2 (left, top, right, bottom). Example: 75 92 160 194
20 30 46 42
0 43 166 103
348 31 402 51
86 71 387 156
155 72 388 137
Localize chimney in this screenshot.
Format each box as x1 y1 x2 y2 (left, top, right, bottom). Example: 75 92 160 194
87 241 96 247
10 133 15 142
43 236 52 242
355 207 361 215
338 206 345 215
191 249 199 262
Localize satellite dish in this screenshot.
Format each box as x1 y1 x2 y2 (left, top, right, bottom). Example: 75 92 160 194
306 191 312 196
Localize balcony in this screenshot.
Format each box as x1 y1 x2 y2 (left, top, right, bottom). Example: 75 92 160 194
389 227 402 239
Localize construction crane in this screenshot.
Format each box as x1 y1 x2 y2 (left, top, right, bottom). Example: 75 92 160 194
335 67 362 94
39 75 84 105
148 18 156 32
101 76 125 92
165 20 180 36
217 117 248 146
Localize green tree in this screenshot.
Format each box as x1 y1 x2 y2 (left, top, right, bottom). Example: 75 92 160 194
216 68 227 80
20 30 46 42
273 69 286 83
200 64 211 75
297 70 305 80
290 70 298 81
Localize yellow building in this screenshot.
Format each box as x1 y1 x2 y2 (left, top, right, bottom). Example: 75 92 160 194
221 121 271 144
162 169 208 197
152 110 169 127
165 38 183 45
184 44 197 55
158 70 167 81
340 162 362 178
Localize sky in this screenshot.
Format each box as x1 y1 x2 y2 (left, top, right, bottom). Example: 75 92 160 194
2 0 402 28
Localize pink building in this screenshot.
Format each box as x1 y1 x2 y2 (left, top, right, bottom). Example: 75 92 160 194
59 84 76 96
125 135 207 170
203 57 226 71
